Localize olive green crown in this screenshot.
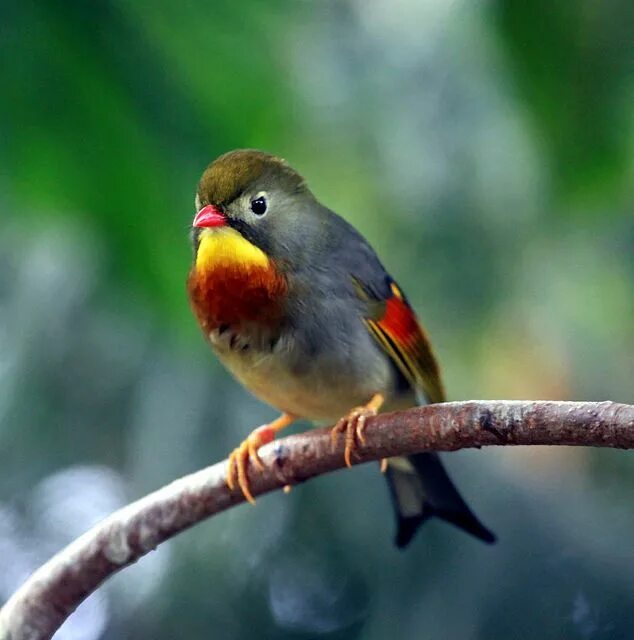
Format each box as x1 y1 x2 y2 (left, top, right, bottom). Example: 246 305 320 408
197 149 306 207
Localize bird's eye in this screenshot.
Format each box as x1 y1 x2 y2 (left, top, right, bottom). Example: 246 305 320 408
250 196 267 216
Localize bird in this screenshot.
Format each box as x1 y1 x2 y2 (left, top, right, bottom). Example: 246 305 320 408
186 149 495 547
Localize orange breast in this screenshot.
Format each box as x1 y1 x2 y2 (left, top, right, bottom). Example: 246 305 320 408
187 263 288 334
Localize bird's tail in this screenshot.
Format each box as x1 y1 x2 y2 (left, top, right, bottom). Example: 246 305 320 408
384 452 496 548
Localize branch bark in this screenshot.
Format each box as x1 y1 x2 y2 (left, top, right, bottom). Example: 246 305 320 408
1 400 633 640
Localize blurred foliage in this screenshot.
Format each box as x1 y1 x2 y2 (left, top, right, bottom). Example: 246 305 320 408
0 1 633 639
493 0 633 203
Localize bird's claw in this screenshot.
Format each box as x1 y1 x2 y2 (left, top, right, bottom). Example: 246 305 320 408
226 425 275 504
330 405 378 468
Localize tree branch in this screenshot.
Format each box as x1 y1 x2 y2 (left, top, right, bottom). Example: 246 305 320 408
1 400 633 640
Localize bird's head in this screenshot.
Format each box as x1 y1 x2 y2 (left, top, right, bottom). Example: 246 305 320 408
191 149 319 273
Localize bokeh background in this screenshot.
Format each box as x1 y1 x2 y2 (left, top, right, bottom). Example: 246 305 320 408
1 1 633 638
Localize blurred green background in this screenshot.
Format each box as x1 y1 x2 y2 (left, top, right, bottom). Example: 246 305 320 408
1 0 633 638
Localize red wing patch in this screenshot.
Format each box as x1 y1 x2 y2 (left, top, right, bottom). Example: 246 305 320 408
365 282 445 404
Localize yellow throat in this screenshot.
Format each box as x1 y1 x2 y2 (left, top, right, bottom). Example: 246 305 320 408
195 227 270 272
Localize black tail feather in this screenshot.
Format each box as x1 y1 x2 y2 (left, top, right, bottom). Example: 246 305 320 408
386 452 496 548
394 515 428 549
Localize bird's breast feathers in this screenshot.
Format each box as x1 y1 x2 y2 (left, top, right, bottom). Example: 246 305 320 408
186 227 420 418
187 227 287 332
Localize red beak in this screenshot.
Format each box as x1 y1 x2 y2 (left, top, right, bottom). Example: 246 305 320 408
192 205 227 228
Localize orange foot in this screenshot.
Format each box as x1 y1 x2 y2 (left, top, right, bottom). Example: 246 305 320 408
331 393 385 467
226 413 296 504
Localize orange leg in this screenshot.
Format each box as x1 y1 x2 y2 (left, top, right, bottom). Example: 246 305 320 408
330 393 385 467
226 412 296 504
